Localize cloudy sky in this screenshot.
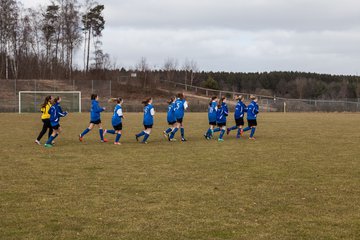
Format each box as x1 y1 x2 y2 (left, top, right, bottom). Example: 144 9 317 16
21 0 360 75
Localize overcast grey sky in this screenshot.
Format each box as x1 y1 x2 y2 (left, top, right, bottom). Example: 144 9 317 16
21 0 360 75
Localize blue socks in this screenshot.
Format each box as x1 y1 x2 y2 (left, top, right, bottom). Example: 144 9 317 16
219 129 225 139
81 128 90 137
228 126 237 131
181 128 185 138
53 133 59 140
115 133 121 142
237 128 241 138
250 128 256 137
243 127 251 132
46 135 54 144
165 128 172 134
143 133 150 142
205 128 212 137
136 131 146 138
213 128 220 133
170 128 178 139
107 130 116 134
99 129 104 141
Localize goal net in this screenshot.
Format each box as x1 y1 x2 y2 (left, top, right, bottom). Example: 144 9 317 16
18 91 81 113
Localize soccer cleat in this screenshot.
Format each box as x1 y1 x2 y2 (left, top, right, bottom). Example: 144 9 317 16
170 138 177 142
51 141 55 145
79 134 83 142
218 138 224 142
142 141 148 144
114 142 121 145
240 129 244 136
181 138 187 142
226 128 230 135
249 137 256 140
44 143 53 148
204 134 208 139
135 134 139 142
35 140 41 145
101 138 108 143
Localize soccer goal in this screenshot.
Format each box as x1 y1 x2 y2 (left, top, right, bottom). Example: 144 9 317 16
18 91 82 113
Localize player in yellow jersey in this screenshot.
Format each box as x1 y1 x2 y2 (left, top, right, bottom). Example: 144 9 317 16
35 96 53 145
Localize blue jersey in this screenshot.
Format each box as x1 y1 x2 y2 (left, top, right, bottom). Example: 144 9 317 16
208 101 218 122
247 101 259 120
143 104 155 125
167 103 176 123
90 100 104 121
174 98 188 119
216 102 229 124
49 102 67 126
234 100 247 119
111 104 123 126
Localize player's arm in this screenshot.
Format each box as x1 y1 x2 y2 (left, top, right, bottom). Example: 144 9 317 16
150 108 155 116
58 106 68 117
117 108 124 119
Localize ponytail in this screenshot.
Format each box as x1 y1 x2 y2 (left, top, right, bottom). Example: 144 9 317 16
142 97 152 106
217 96 226 108
41 95 52 108
167 97 175 105
91 94 98 100
108 97 122 104
209 96 217 106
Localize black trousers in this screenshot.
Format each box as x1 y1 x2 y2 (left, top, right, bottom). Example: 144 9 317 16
36 119 53 141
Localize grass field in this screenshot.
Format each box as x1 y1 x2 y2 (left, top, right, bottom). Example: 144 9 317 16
1 112 360 240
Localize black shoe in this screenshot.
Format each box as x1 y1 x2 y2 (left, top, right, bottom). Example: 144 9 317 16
181 138 187 142
135 134 139 142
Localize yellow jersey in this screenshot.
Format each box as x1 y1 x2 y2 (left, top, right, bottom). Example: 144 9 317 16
40 102 52 119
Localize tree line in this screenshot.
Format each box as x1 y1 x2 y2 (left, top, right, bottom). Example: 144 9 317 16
1 0 359 100
0 0 105 80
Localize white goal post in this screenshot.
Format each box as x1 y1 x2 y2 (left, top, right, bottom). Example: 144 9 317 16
18 91 82 113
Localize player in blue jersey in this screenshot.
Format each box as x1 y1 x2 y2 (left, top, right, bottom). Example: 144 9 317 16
79 94 108 143
243 95 259 140
44 96 68 147
226 95 247 138
163 97 176 140
204 96 218 140
169 93 188 141
103 98 124 145
213 96 228 142
135 97 155 144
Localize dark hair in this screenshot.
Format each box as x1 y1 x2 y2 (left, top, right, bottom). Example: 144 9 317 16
91 94 98 100
217 96 226 108
177 92 184 99
53 96 60 104
167 97 175 105
142 97 152 106
209 96 217 106
41 95 52 108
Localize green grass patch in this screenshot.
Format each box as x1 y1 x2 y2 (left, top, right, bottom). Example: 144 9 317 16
1 112 359 239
